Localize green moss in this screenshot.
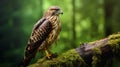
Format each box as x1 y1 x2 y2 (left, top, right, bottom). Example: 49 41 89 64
92 48 102 67
108 32 120 54
92 48 102 55
109 35 120 45
107 32 120 61
28 49 87 67
109 32 120 40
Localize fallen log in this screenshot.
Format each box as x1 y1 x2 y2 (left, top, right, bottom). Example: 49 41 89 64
28 32 120 67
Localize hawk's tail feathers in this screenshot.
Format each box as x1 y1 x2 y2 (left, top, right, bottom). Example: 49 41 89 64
20 47 37 67
20 57 32 67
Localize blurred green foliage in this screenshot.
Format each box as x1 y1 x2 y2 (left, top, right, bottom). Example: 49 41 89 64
0 0 120 67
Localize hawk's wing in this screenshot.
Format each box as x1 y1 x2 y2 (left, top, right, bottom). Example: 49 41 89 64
21 17 53 67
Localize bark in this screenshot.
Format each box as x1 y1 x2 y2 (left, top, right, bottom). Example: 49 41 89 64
28 32 120 67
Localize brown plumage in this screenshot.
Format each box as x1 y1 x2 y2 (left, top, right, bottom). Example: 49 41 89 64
21 6 63 67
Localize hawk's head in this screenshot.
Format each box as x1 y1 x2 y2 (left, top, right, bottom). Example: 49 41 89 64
44 6 63 17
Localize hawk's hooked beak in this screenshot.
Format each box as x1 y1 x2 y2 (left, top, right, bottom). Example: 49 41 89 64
58 10 63 15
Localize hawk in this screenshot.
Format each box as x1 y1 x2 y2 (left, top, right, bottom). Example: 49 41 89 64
21 6 63 67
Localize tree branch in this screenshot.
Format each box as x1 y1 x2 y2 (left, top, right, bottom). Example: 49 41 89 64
28 32 120 67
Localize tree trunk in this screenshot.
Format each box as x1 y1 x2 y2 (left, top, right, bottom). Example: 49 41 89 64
104 0 120 36
104 0 114 36
72 0 76 46
28 32 120 67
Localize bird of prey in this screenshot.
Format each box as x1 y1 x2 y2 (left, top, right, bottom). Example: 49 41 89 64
21 6 63 67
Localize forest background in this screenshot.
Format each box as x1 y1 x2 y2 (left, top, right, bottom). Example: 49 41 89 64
0 0 120 67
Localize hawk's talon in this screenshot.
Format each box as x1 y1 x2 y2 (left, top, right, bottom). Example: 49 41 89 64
46 53 52 59
45 50 52 59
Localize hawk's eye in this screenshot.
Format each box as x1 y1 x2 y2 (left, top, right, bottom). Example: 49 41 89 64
50 9 54 10
55 9 59 11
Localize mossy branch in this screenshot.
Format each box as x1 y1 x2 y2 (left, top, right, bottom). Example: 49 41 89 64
28 32 120 67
